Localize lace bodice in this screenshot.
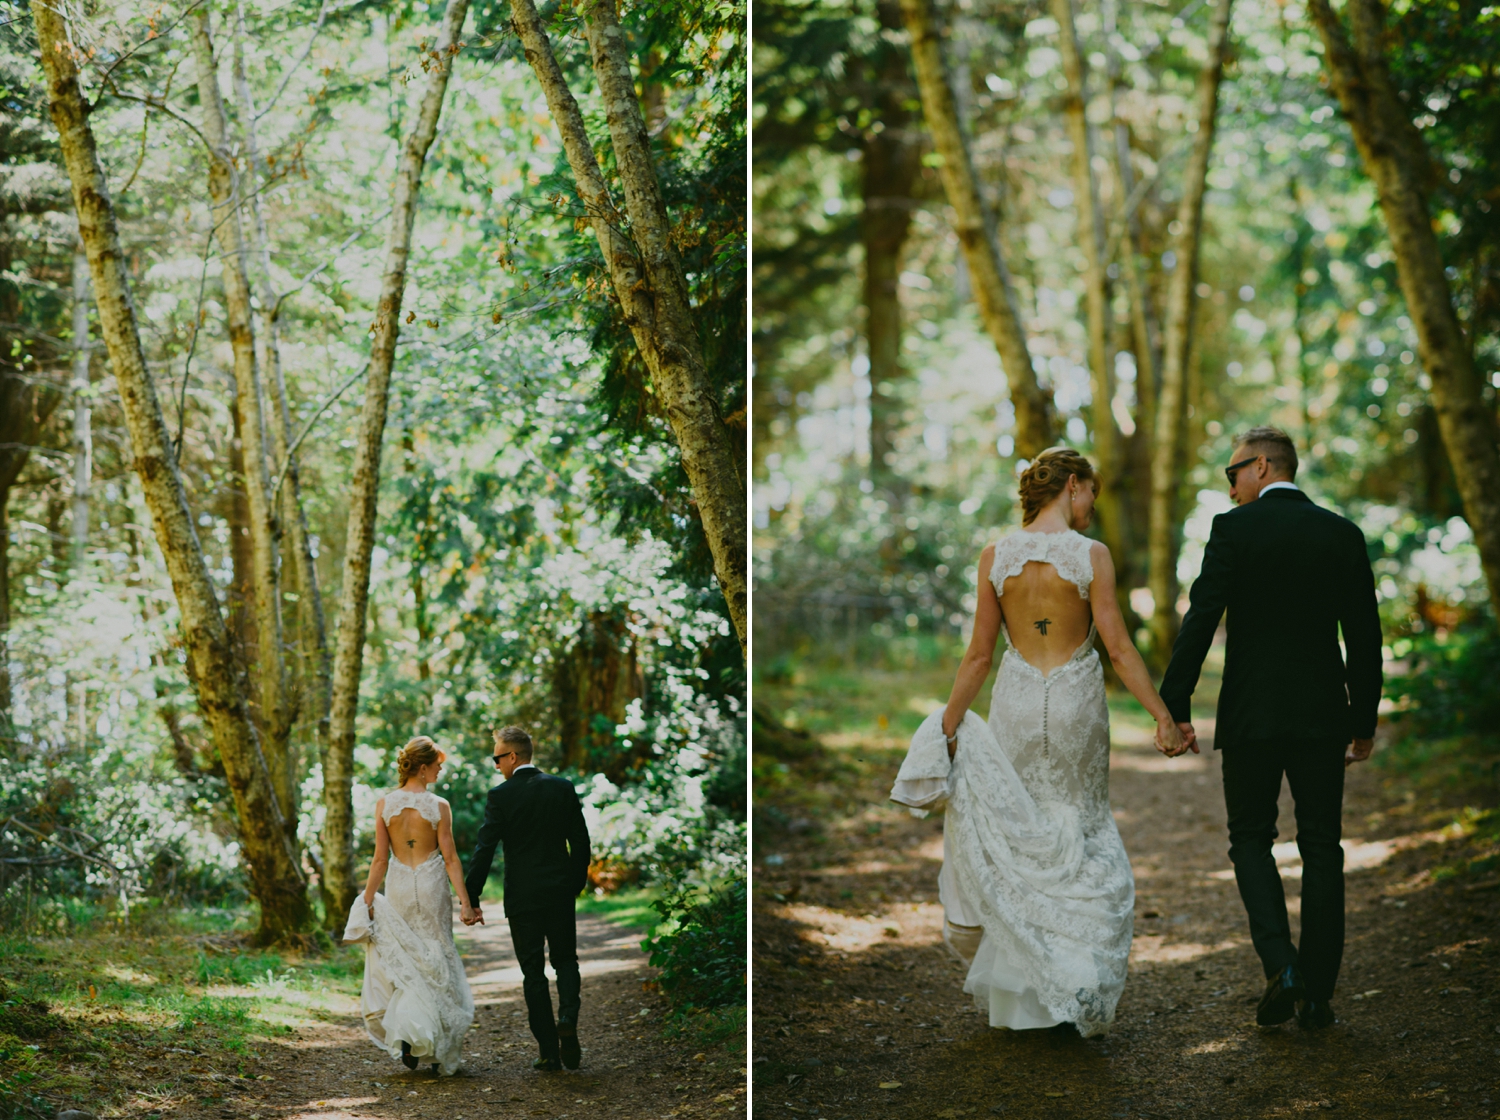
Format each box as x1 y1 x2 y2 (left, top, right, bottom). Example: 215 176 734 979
382 788 443 826
989 529 1095 600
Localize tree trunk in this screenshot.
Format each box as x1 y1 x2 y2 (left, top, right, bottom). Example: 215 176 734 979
898 0 1053 458
864 0 920 485
232 0 332 800
70 240 91 571
32 0 310 940
553 610 643 781
1146 0 1233 667
191 9 296 834
579 0 748 657
1052 0 1121 554
1309 0 1500 612
863 129 919 481
323 0 469 929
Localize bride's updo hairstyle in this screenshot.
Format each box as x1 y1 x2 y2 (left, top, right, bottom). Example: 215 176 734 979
1017 446 1098 526
397 736 445 784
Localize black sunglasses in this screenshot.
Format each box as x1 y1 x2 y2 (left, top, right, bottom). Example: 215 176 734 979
1224 455 1260 487
492 750 515 768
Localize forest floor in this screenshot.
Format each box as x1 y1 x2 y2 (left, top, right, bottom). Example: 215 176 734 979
1 895 745 1119
752 647 1500 1120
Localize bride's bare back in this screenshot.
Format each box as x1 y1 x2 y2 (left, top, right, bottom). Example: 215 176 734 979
997 561 1094 675
386 807 440 868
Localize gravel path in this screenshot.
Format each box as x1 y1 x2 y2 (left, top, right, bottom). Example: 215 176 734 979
753 693 1499 1119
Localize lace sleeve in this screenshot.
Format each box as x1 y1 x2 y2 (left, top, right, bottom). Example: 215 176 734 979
988 531 1094 599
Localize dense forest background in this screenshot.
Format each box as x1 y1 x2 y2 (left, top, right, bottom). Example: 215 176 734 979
752 0 1500 788
0 0 747 947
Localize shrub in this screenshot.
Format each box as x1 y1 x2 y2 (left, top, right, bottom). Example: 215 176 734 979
1383 623 1500 797
643 877 746 1015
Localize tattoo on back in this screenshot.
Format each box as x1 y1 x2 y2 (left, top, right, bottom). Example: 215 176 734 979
405 839 415 849
1034 618 1052 635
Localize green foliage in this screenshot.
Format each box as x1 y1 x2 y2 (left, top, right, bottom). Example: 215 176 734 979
642 877 746 1015
1381 623 1500 796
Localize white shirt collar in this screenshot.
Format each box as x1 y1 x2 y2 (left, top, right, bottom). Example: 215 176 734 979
511 763 538 775
1259 481 1300 497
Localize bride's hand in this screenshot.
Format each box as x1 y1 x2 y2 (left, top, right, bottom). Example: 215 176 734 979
460 902 477 925
1154 717 1185 757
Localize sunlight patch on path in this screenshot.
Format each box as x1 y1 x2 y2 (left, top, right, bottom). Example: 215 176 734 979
1130 934 1243 964
467 956 642 987
777 901 945 952
286 1098 381 1120
1203 827 1464 881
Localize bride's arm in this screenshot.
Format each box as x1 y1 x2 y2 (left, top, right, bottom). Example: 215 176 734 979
362 800 391 911
1089 543 1188 756
941 545 1004 756
437 801 477 922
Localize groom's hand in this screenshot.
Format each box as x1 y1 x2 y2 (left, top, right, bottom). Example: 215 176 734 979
1178 722 1200 754
1345 737 1373 767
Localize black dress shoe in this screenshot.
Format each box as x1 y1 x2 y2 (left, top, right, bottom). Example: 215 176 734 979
400 1040 419 1070
533 1055 562 1071
1296 999 1336 1030
558 1021 581 1070
1256 965 1307 1026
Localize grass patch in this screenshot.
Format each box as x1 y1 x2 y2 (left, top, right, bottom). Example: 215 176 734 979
577 887 663 931
0 912 363 1119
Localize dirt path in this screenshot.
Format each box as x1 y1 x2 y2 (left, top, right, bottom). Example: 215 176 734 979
202 912 746 1120
753 678 1499 1119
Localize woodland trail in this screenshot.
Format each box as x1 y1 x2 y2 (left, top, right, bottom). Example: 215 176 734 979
200 911 746 1120
752 663 1500 1119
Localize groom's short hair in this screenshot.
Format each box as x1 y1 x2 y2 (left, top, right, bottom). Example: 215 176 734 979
494 725 534 762
1235 425 1298 480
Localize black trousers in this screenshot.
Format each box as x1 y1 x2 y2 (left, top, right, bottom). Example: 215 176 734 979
1221 738 1346 1002
508 901 581 1057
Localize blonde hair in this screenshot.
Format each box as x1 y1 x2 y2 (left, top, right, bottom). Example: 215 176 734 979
396 736 445 784
1017 446 1098 526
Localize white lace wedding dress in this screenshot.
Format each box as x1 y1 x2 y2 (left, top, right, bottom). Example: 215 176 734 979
341 789 475 1073
891 529 1134 1037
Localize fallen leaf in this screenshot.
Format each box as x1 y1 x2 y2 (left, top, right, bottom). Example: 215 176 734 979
879 1081 903 1090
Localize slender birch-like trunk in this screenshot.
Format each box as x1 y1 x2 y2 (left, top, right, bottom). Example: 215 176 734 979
1146 0 1233 666
509 0 748 658
191 10 297 832
32 0 310 940
1309 0 1500 612
1052 0 1121 551
323 0 469 927
580 0 747 655
899 0 1052 457
70 240 92 570
231 1 332 788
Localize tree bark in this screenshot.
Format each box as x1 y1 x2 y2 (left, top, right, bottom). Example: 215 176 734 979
864 0 920 484
1052 0 1122 553
579 0 747 656
232 0 332 797
191 9 296 832
32 0 310 940
70 240 91 571
1309 0 1500 612
323 0 469 929
1146 0 1233 666
898 0 1053 457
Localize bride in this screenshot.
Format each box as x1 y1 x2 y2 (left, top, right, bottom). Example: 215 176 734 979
892 447 1191 1037
342 736 477 1073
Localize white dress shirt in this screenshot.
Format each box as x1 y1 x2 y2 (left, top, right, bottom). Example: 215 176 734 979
1259 481 1300 497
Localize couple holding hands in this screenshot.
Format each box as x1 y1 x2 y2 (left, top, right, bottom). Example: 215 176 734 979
341 725 592 1075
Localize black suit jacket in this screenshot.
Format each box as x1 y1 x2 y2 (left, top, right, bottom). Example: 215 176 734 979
464 767 591 917
1159 488 1382 751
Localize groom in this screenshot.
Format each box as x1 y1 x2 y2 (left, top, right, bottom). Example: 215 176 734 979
1160 426 1382 1030
466 726 592 1070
